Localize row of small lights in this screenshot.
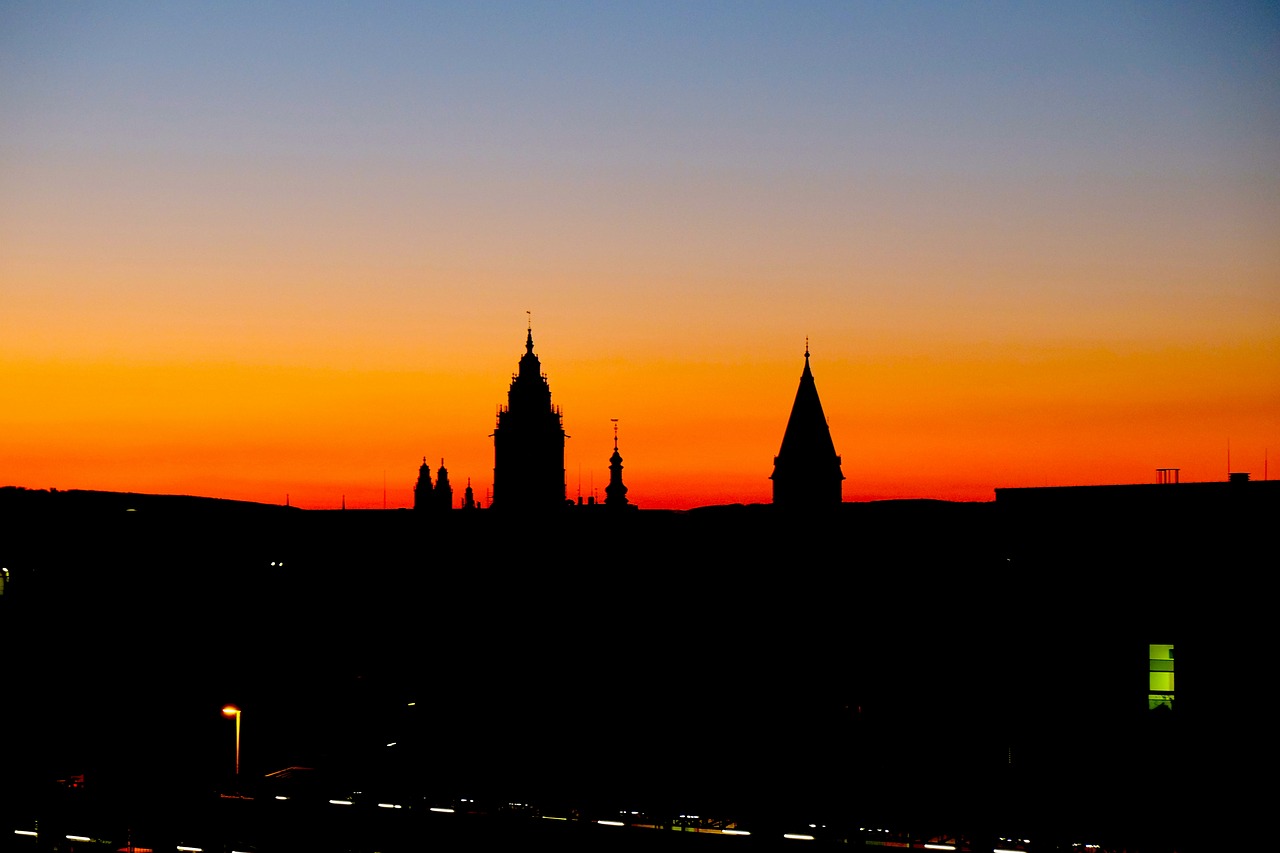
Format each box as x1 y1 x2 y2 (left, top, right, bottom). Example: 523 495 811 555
13 833 254 853
12 812 1104 852
11 697 1065 852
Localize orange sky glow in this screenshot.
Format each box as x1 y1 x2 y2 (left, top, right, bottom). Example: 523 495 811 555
2 4 1277 509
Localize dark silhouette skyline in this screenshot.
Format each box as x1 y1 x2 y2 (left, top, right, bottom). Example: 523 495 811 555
2 325 1274 853
3 475 1274 853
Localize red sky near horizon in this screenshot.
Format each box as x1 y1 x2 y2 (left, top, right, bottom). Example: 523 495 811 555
3 4 1277 510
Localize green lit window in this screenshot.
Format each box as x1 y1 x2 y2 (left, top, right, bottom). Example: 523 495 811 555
1148 644 1175 710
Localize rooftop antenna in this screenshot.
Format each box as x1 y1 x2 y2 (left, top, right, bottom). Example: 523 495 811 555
577 463 582 501
383 470 387 510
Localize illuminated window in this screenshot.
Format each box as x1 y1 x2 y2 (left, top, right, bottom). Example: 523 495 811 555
1148 644 1175 710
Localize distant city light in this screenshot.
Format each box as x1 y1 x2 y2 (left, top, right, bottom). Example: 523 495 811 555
329 800 353 806
723 829 752 836
275 795 289 800
924 846 956 851
377 803 402 809
597 820 625 826
783 834 815 841
429 807 455 813
14 831 37 837
66 837 92 843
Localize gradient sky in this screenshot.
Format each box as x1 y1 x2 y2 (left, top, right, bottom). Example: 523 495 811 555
3 1 1278 509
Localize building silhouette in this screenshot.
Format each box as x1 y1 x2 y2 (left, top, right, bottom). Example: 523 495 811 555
770 343 844 506
490 324 567 511
604 420 635 510
434 460 453 510
412 457 432 511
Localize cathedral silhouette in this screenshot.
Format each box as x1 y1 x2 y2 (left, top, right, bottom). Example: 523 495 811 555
490 322 569 510
414 324 845 511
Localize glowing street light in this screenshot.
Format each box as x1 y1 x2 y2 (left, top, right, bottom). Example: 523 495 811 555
222 705 241 776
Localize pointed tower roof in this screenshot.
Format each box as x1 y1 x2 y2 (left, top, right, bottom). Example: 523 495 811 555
771 342 843 506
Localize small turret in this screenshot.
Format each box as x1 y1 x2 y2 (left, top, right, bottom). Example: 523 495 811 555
605 418 634 510
435 459 454 510
413 457 433 511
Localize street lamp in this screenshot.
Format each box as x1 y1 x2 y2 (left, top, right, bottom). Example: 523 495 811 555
222 705 241 776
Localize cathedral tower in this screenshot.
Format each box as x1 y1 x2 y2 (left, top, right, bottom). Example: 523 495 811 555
491 322 567 511
771 343 844 507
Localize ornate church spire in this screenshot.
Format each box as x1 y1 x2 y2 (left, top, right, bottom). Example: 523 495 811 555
605 418 632 509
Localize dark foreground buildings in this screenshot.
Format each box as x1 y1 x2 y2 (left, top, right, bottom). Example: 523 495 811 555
1 324 1273 852
3 476 1274 853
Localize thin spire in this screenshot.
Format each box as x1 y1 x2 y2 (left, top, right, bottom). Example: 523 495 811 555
526 311 534 353
612 418 619 450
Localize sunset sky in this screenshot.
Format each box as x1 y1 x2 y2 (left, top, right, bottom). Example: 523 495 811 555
3 2 1277 509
